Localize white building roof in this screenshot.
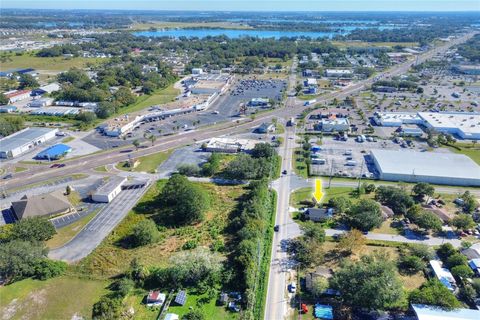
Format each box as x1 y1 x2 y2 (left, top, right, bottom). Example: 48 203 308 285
375 112 422 123
94 176 126 196
412 304 480 320
371 149 480 182
206 137 257 151
0 127 57 153
429 260 456 292
419 112 480 137
38 83 60 93
326 69 352 74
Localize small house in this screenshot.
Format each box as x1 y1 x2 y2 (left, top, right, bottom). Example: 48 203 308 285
380 205 394 220
305 208 333 222
218 292 229 305
146 291 165 307
256 123 275 133
468 259 480 275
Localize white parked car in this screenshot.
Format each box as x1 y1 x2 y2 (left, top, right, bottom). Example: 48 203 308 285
289 282 297 293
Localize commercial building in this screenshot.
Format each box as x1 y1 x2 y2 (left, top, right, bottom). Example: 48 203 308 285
304 78 317 86
92 176 127 203
373 112 423 127
374 112 480 140
412 304 480 320
419 112 480 140
0 127 58 159
32 83 61 96
371 149 480 186
30 107 81 116
452 64 480 76
256 123 275 133
36 144 72 160
248 98 270 107
0 106 17 113
11 190 73 220
205 137 257 153
325 69 353 78
29 97 54 108
4 89 31 103
320 117 350 132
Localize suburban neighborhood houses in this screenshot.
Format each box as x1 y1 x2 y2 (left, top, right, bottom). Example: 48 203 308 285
1 5 480 320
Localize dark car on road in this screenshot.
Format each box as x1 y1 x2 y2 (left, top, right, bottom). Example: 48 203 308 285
274 225 280 232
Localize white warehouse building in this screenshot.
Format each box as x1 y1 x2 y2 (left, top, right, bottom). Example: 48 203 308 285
92 176 127 203
371 149 480 186
0 127 58 159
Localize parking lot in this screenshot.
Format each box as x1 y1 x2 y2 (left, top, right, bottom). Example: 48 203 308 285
157 144 211 178
49 183 149 262
309 136 443 178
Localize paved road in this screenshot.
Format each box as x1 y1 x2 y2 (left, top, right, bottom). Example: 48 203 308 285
49 184 149 262
265 126 301 320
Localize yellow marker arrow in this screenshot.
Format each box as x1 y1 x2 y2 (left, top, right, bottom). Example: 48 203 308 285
313 179 324 203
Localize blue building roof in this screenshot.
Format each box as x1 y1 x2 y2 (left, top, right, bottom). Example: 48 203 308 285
36 144 72 160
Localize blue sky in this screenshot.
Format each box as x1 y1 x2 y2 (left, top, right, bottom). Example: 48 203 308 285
2 1 480 11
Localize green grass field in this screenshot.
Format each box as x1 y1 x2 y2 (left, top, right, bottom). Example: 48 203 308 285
117 150 173 173
13 166 27 173
120 84 180 115
61 136 75 143
77 180 245 278
0 53 105 72
93 165 108 172
0 276 107 320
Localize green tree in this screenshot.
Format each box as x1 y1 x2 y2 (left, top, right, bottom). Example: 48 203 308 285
0 93 9 105
407 243 434 261
451 214 475 231
131 219 158 247
346 199 383 232
159 174 209 225
113 87 136 106
132 139 141 151
33 259 67 280
251 143 275 159
451 265 474 279
18 73 39 89
148 134 157 146
169 247 222 287
375 186 414 214
398 255 424 274
301 221 326 244
409 279 461 310
415 212 443 232
331 253 405 310
445 253 468 269
92 296 123 320
182 310 205 320
10 217 56 242
111 277 135 298
0 240 47 283
337 229 366 254
327 196 352 214
437 243 457 261
412 182 435 202
310 276 329 299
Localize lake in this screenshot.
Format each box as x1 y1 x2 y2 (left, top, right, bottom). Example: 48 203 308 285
133 25 395 39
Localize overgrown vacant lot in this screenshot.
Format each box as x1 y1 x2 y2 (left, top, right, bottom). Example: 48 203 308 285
0 52 105 72
0 276 107 320
77 180 245 278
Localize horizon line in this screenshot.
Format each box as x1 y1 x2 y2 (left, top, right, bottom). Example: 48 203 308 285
2 7 480 13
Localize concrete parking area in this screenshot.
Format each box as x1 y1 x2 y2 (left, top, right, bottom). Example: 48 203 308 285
157 145 211 178
50 202 105 229
309 136 439 178
49 183 149 262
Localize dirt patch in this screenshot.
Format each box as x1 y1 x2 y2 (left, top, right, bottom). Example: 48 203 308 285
1 289 47 320
1 298 19 320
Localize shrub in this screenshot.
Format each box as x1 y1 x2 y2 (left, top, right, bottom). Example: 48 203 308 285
92 296 123 320
34 259 67 280
131 219 158 247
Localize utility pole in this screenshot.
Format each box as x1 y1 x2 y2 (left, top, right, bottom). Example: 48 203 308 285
357 157 365 189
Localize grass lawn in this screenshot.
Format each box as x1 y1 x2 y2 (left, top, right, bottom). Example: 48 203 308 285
13 166 27 173
62 136 75 143
448 144 480 165
77 180 245 278
0 53 105 72
293 148 308 178
93 165 108 172
66 191 81 206
117 150 173 173
120 84 180 115
0 276 107 320
290 186 355 208
47 210 98 249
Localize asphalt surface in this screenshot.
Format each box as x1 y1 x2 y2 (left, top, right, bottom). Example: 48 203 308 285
50 202 105 229
48 184 149 262
265 125 301 320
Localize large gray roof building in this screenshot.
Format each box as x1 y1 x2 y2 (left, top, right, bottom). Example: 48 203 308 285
0 127 58 158
371 149 480 186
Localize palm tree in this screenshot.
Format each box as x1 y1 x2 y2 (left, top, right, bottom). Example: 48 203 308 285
132 139 140 151
149 134 157 146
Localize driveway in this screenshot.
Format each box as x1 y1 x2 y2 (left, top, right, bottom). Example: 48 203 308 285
49 183 149 262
